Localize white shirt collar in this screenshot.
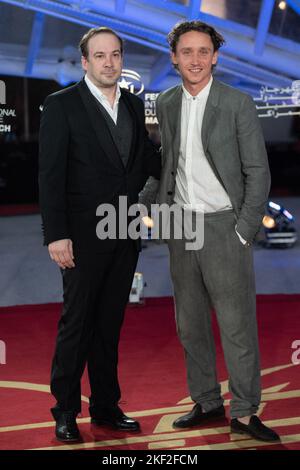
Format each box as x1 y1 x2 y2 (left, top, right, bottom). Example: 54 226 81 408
182 75 213 101
84 74 121 106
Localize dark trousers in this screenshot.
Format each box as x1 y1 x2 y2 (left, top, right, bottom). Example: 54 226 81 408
50 239 138 417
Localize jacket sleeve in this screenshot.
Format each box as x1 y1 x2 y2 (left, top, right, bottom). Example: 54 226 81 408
138 176 160 215
137 98 161 180
38 95 70 245
138 94 162 212
143 131 161 180
235 94 271 242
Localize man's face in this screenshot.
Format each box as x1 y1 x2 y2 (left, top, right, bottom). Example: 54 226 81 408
81 33 123 88
171 30 218 92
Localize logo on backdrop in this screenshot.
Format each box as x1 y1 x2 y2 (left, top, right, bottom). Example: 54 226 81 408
118 70 159 126
118 69 144 96
0 80 6 104
292 80 300 106
254 79 300 119
0 79 17 133
144 92 159 125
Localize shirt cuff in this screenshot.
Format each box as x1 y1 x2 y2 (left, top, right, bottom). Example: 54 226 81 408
235 225 247 245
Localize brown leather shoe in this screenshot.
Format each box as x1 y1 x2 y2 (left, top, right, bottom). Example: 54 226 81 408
173 404 226 429
231 416 280 442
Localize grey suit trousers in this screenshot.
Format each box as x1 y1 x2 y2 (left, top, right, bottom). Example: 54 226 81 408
168 209 261 418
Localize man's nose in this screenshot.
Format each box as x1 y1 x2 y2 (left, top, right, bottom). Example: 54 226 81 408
191 53 201 64
104 56 113 66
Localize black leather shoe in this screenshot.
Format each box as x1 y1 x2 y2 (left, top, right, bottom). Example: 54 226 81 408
231 415 280 442
91 406 140 432
173 404 226 429
54 411 81 442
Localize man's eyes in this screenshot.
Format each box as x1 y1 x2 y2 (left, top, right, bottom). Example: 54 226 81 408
182 50 209 56
95 53 120 58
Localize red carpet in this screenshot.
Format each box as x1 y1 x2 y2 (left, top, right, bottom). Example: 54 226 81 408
0 295 300 450
0 204 40 217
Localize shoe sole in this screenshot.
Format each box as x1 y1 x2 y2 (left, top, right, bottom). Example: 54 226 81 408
91 419 140 432
173 414 226 429
56 436 82 443
230 426 281 442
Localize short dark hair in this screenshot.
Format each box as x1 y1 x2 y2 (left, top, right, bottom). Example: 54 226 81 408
168 20 225 54
79 27 124 58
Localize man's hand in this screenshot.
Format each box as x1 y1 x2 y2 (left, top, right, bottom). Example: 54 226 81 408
48 239 75 269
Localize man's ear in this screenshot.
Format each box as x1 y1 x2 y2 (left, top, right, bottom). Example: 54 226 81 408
212 50 218 66
171 51 178 67
81 56 88 72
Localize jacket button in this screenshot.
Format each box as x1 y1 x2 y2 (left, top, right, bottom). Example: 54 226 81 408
171 171 174 175
167 191 173 195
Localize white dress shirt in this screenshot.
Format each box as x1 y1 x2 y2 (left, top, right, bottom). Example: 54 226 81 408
84 74 121 124
174 76 232 213
174 76 246 244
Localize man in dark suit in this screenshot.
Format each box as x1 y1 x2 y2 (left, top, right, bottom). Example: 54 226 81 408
39 26 160 442
139 20 280 442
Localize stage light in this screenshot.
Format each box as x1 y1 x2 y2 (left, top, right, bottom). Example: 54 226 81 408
262 215 276 229
261 201 297 248
278 1 287 10
142 215 154 229
269 201 281 211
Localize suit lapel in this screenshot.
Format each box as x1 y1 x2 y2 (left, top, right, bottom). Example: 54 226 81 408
77 80 124 172
201 79 219 154
165 86 182 171
201 79 228 187
164 79 221 179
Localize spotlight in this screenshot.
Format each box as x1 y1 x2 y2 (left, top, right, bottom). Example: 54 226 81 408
261 201 297 248
278 1 287 10
142 215 154 229
262 215 276 229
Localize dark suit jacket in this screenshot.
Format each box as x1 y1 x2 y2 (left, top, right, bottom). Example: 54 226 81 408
39 79 161 251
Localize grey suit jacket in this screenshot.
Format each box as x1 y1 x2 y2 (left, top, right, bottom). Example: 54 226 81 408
139 78 271 242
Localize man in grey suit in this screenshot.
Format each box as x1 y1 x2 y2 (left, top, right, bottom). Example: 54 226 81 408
140 20 279 442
